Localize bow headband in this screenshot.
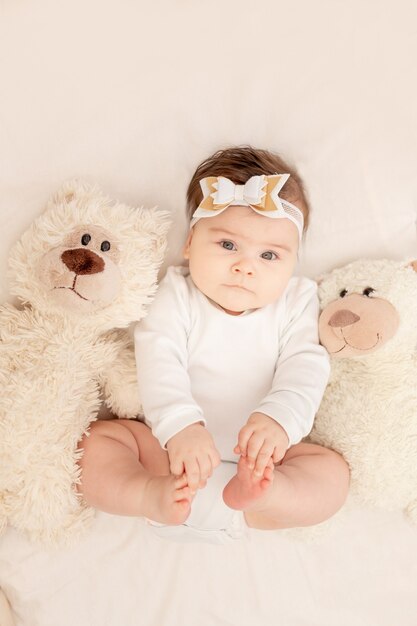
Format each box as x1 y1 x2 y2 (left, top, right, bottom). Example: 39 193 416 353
190 174 304 240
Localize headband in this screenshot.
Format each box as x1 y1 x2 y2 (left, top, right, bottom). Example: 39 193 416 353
190 174 304 240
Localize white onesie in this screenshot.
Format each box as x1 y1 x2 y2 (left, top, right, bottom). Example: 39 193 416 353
134 266 330 542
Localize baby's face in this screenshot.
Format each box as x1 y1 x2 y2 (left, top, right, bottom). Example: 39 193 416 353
183 206 299 314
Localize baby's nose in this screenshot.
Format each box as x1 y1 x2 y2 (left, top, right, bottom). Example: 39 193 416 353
232 260 254 276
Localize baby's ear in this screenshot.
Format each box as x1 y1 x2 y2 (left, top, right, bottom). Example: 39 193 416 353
182 230 193 260
409 260 417 273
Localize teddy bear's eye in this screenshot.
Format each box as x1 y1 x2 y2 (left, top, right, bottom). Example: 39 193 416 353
81 233 91 246
339 289 348 298
363 287 375 297
101 240 111 252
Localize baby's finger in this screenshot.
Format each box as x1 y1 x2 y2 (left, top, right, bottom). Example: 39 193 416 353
210 448 221 469
245 432 264 470
254 443 274 477
170 458 185 477
198 455 213 483
237 425 255 457
272 446 286 464
183 458 201 493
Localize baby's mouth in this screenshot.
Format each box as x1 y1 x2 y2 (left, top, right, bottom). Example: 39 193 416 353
225 284 251 292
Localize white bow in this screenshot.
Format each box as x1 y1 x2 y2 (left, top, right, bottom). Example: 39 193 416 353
212 175 267 208
193 173 304 240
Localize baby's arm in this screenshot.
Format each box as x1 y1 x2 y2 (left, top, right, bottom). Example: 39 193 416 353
237 278 330 475
134 268 220 489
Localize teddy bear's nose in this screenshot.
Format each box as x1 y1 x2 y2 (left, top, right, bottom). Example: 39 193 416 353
61 248 105 275
328 309 360 328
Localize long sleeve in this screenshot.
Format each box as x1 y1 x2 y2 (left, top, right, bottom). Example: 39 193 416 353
255 279 330 446
134 268 205 448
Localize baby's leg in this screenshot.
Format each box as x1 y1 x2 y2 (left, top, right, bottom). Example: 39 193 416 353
223 443 349 530
77 419 192 525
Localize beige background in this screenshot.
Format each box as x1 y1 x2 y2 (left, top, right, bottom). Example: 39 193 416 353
1 0 416 297
0 1 417 625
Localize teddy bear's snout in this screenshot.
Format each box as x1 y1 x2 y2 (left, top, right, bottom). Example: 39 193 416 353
328 309 360 328
61 248 105 276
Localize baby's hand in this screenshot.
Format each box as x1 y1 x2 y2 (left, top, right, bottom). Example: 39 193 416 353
234 412 289 477
166 423 221 493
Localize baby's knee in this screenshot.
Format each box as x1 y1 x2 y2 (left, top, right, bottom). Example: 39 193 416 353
319 447 351 507
79 418 116 442
291 442 350 493
311 443 349 476
78 418 140 454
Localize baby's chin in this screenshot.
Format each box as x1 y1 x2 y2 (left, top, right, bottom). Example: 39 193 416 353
205 294 253 315
201 283 283 314
220 306 246 316
211 292 262 314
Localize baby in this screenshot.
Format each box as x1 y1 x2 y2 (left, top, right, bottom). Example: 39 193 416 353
78 147 349 541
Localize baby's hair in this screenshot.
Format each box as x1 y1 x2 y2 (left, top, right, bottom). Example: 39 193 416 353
186 146 310 232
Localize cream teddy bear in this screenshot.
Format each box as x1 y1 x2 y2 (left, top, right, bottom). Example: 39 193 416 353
0 181 170 543
309 258 417 522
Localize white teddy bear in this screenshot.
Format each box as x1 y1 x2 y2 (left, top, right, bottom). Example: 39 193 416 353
0 181 170 543
309 258 417 522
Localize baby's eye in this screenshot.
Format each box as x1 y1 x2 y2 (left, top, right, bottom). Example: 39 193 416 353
260 251 278 261
220 240 236 251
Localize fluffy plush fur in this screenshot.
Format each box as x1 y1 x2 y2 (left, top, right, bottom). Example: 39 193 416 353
309 259 417 522
0 181 170 543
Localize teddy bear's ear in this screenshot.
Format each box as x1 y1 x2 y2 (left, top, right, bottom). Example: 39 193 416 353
49 179 94 206
409 260 417 273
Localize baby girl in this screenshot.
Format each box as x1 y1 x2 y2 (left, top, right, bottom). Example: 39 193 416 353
78 146 349 542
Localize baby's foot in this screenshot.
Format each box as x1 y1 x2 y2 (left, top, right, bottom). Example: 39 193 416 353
141 474 193 525
222 456 274 512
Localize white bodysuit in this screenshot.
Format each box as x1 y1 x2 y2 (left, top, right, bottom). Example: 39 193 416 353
134 266 330 458
134 266 330 542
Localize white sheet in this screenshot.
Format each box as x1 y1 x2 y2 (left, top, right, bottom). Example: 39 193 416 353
1 507 417 626
1 0 417 624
